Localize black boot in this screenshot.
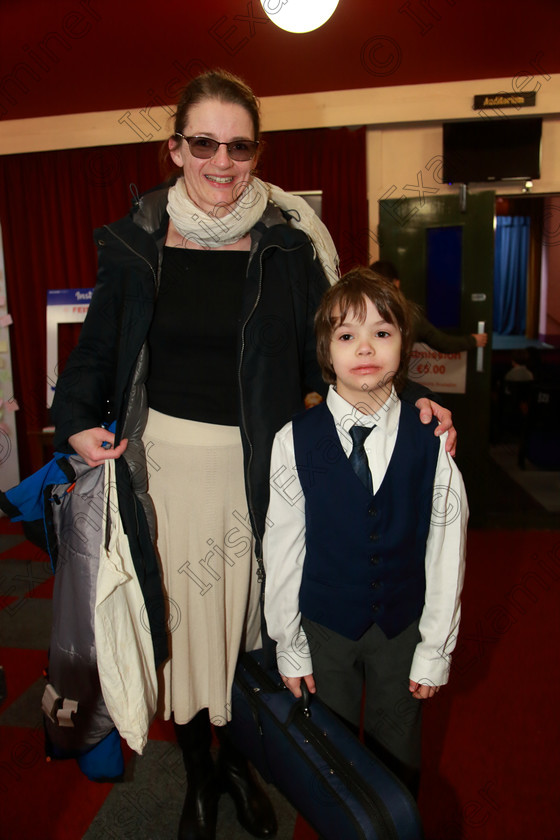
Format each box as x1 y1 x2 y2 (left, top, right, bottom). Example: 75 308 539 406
174 710 221 840
216 725 277 839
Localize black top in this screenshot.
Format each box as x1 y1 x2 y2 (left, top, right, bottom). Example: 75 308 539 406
146 246 249 425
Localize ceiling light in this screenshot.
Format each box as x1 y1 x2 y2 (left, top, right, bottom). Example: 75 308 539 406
260 0 340 33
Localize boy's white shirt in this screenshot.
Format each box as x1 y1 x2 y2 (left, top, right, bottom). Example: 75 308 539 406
263 385 468 688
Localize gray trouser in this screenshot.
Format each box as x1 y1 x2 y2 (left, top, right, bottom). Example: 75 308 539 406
301 616 423 791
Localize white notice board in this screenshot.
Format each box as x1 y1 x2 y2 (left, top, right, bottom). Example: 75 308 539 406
46 289 92 408
408 343 467 394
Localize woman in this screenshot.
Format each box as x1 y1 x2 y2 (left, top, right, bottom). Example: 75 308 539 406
52 69 454 840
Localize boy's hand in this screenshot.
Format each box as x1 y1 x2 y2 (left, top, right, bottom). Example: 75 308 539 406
409 679 440 700
415 398 457 456
280 673 316 698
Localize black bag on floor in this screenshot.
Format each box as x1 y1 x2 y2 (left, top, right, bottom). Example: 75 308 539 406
229 650 423 840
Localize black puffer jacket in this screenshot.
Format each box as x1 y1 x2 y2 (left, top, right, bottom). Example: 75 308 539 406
52 181 330 568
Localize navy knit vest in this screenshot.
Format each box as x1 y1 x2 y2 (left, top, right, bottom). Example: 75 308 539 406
293 399 439 640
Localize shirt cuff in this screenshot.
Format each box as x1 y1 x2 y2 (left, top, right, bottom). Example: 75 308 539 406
409 647 451 687
275 628 313 679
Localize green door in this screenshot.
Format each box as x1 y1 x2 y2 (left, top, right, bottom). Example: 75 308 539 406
379 191 495 525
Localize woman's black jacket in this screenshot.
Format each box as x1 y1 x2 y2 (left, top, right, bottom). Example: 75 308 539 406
51 181 331 577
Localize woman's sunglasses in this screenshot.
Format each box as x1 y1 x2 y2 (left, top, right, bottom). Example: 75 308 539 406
175 133 259 162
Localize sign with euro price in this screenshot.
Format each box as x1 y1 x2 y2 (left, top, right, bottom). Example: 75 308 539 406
409 344 467 394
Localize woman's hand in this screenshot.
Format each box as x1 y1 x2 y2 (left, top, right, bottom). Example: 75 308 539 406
415 398 457 456
68 428 128 468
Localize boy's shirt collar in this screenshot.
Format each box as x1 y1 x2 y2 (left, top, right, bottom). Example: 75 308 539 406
326 384 400 437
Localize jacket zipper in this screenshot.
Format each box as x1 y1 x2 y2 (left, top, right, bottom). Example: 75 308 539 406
100 224 158 540
238 241 307 564
101 225 158 286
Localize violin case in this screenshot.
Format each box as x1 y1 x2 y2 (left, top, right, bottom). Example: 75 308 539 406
229 650 424 840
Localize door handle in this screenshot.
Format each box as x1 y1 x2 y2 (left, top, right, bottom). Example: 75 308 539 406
476 321 485 373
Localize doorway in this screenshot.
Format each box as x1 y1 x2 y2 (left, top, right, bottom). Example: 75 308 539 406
379 191 495 525
379 191 560 526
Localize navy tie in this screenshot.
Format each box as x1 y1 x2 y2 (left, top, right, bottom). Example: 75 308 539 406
349 425 374 494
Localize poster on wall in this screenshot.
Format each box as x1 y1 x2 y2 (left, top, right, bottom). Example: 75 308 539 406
408 343 467 394
0 225 20 487
46 289 93 408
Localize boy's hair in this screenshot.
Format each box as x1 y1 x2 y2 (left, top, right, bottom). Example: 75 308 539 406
315 267 414 393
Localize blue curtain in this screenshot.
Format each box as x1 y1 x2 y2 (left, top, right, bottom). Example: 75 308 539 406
493 216 530 334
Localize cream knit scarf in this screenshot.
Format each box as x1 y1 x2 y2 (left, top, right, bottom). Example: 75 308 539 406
167 176 339 285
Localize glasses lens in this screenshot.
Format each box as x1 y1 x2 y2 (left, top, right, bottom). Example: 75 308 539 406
227 141 259 161
187 137 218 159
184 136 259 161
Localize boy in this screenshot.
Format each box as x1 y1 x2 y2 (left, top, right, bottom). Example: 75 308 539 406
263 267 467 794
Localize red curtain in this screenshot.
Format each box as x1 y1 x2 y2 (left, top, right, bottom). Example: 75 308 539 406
260 126 368 274
0 127 368 478
0 142 164 477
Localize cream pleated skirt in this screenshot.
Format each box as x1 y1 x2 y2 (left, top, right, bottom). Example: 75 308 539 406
143 409 262 726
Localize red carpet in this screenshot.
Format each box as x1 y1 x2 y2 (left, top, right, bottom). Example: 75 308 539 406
418 529 560 840
1 522 559 839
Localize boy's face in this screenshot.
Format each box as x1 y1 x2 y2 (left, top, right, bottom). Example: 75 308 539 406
329 297 402 408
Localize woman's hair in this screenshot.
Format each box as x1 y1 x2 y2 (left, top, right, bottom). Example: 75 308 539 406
315 266 415 393
164 69 261 170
